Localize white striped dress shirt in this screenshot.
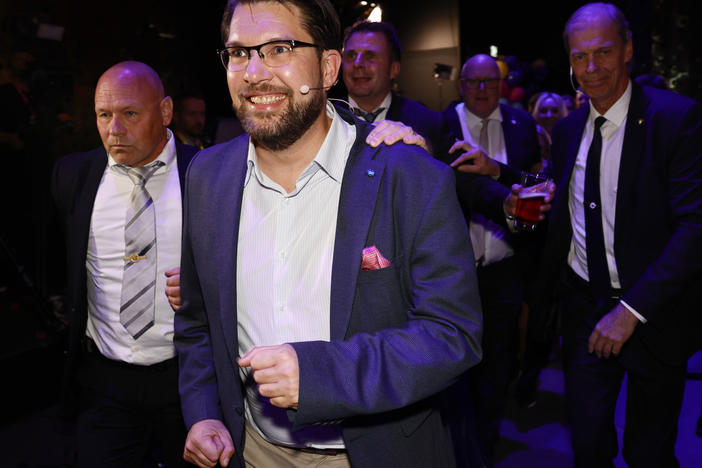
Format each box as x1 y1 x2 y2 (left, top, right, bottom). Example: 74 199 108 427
237 102 356 448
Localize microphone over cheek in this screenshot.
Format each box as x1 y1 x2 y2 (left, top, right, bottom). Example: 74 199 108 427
300 84 310 94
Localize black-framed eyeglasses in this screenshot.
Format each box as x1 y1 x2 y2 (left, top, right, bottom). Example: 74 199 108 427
460 78 501 90
218 39 320 71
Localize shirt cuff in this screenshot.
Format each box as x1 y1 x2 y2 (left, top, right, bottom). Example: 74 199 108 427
620 299 647 323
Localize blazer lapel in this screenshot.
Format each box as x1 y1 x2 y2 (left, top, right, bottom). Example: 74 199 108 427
500 105 519 165
385 92 401 121
214 137 249 363
330 125 385 340
614 83 648 247
558 107 588 191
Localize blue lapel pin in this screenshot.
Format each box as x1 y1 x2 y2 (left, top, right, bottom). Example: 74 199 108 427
367 169 375 177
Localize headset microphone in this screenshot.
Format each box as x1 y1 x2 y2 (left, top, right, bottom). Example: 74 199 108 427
569 66 579 94
299 80 338 94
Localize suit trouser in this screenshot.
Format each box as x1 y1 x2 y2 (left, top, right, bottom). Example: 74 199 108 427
560 270 686 468
76 341 191 468
470 256 522 467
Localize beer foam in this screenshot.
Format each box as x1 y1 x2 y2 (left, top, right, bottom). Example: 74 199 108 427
519 191 547 199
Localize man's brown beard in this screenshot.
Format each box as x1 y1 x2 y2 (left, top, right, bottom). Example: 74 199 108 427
235 81 326 151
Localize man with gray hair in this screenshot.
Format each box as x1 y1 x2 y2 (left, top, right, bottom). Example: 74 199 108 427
533 3 702 466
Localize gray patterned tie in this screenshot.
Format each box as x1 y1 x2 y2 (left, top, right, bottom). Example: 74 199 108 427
115 161 164 339
479 119 490 155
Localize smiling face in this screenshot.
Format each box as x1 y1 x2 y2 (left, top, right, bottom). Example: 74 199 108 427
568 15 632 114
534 95 566 134
95 63 172 167
225 1 339 151
342 31 399 110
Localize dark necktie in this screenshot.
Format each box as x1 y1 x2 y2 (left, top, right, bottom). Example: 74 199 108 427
584 116 611 306
115 161 164 339
352 107 385 123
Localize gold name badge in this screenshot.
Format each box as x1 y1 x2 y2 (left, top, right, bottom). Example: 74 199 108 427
123 253 146 263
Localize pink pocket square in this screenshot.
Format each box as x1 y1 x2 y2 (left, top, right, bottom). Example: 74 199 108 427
361 245 392 270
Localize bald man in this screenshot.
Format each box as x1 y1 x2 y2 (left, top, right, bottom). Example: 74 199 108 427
442 54 540 467
51 61 197 468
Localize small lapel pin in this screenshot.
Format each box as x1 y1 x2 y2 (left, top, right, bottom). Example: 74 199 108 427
637 118 644 125
367 169 375 177
511 119 517 125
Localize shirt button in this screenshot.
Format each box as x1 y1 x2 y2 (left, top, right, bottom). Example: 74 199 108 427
279 251 286 259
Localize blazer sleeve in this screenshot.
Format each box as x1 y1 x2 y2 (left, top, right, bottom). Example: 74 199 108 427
622 98 702 322
174 160 225 428
290 160 482 427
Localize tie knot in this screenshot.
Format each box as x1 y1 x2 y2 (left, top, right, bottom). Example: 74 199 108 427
481 118 490 127
352 107 385 123
594 116 606 131
116 161 164 185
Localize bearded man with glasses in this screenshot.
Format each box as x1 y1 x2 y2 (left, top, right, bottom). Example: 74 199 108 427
174 1 483 467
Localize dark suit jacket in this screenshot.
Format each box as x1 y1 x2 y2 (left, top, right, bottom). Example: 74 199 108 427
51 141 198 408
174 109 483 468
442 102 540 239
533 83 702 364
385 92 454 158
442 102 540 186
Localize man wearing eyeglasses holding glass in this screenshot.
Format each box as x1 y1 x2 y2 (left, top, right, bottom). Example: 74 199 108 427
174 1 483 467
442 53 541 468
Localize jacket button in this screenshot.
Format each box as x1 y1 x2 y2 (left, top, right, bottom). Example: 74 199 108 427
235 406 244 416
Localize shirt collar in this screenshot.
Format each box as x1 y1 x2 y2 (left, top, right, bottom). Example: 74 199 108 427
588 80 632 128
107 128 176 170
458 102 503 128
347 92 392 114
245 101 355 187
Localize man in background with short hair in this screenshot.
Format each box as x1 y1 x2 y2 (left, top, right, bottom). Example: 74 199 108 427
172 91 209 149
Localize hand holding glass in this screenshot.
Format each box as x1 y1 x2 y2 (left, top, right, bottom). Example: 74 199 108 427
514 172 552 231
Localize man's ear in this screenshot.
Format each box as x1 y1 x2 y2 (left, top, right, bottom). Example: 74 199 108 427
321 50 342 89
161 96 174 127
389 61 400 81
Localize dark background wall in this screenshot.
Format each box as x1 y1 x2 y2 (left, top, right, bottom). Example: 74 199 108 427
0 0 699 302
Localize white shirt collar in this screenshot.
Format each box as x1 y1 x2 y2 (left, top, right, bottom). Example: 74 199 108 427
458 102 503 128
588 80 632 128
348 92 392 114
245 101 355 187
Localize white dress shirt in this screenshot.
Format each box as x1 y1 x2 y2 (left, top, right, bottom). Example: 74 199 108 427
86 130 182 364
455 102 513 266
237 102 354 448
567 81 644 321
348 92 392 122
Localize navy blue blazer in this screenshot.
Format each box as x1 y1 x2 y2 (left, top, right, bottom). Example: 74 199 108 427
534 83 702 364
51 141 198 407
442 102 541 186
174 109 483 468
385 92 454 158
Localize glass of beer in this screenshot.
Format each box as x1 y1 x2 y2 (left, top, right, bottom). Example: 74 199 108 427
514 172 552 231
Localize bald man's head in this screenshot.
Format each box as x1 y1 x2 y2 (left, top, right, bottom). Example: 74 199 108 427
459 54 502 119
95 61 173 167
